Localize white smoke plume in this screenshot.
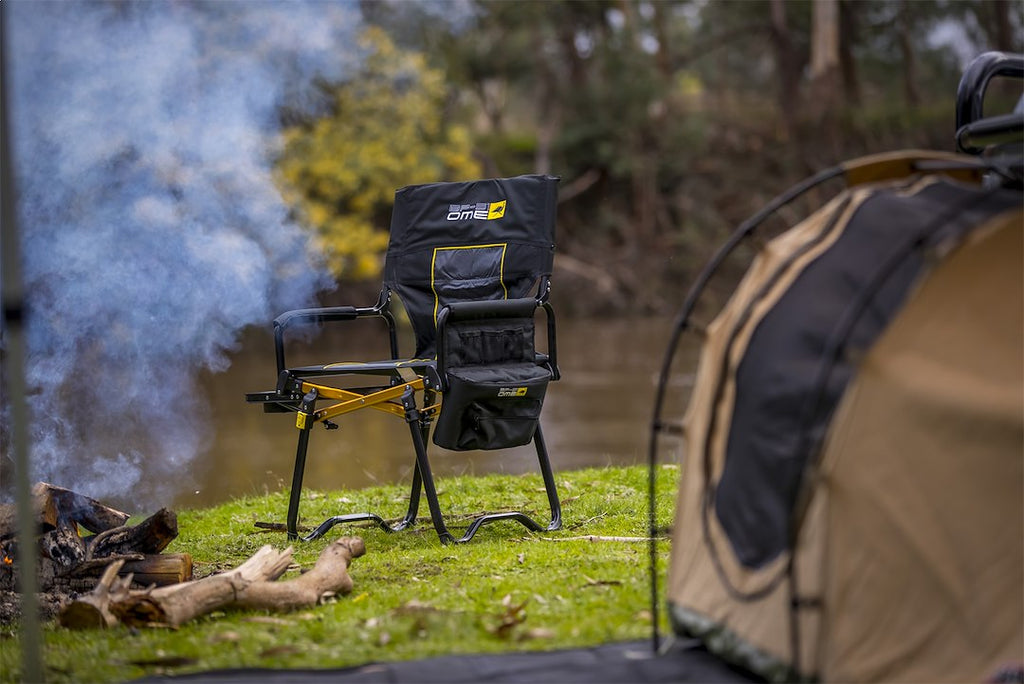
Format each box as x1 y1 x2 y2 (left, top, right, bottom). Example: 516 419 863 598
2 1 360 507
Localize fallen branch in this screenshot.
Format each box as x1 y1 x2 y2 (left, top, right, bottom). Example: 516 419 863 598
58 560 132 629
59 537 366 629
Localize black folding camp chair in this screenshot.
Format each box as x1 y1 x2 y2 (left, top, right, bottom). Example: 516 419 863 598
246 174 562 544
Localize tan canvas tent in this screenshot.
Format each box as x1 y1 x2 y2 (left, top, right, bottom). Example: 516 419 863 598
655 53 1024 683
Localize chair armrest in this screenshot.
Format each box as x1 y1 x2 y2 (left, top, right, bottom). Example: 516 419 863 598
441 297 540 322
274 306 360 330
435 297 559 387
273 294 397 375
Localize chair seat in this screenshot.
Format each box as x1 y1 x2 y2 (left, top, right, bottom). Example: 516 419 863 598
447 362 552 385
287 358 435 377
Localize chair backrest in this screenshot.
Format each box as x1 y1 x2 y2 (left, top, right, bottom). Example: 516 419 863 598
383 175 559 358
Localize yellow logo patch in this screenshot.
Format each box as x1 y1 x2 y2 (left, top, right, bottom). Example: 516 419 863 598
487 200 507 220
497 386 528 397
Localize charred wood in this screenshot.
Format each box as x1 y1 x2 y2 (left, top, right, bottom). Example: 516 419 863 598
86 508 177 558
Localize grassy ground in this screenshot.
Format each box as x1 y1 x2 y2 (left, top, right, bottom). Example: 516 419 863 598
0 464 679 683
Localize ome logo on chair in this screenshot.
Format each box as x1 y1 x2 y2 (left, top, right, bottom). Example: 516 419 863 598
445 199 507 221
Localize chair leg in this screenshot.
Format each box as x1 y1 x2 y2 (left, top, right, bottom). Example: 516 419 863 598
402 390 456 545
286 419 313 542
287 387 426 543
291 388 561 545
453 424 562 543
286 388 319 541
300 465 422 542
533 424 563 531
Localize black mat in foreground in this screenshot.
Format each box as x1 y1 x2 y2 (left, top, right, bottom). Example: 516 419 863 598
133 639 763 684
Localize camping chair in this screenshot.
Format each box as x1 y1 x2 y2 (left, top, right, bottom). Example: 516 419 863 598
246 174 562 544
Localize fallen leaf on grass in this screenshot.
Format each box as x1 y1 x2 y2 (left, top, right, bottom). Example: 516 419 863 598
518 627 555 641
580 575 622 589
485 596 529 639
243 616 292 626
393 599 439 615
259 645 302 658
210 631 240 643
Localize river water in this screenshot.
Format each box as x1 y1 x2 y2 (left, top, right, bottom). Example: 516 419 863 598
180 316 697 510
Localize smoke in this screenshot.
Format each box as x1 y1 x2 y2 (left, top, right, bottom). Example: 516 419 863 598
2 1 360 506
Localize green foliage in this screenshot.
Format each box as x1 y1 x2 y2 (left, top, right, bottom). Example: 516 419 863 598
275 27 480 280
294 1 1021 311
0 465 679 683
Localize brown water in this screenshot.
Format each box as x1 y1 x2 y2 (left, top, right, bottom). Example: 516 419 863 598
178 316 697 510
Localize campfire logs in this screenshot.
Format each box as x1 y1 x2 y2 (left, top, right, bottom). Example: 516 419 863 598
0 482 192 620
2 482 367 630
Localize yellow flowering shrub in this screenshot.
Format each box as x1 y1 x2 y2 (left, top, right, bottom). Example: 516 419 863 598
276 28 480 279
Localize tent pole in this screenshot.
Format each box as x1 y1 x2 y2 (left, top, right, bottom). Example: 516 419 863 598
1 5 44 681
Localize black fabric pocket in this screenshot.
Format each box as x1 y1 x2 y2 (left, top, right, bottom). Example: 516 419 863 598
433 364 550 451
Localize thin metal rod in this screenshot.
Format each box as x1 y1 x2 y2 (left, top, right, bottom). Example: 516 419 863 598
1 5 44 679
646 164 844 654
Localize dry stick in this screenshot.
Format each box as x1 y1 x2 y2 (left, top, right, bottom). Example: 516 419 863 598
58 559 133 629
233 537 365 611
539 535 667 543
112 544 296 627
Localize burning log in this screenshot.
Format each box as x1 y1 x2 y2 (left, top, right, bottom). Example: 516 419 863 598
0 482 130 545
85 507 177 558
60 537 365 629
0 483 191 625
120 553 194 586
68 553 193 587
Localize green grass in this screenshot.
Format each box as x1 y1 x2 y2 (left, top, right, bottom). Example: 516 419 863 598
0 464 679 683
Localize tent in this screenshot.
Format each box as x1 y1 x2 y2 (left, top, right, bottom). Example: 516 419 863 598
657 53 1024 683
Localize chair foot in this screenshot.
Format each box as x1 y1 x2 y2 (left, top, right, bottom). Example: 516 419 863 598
300 512 414 542
452 511 561 544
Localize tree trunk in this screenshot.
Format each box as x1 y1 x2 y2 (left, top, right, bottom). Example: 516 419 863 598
770 0 802 140
981 0 1015 53
809 0 841 154
898 1 920 107
839 0 862 107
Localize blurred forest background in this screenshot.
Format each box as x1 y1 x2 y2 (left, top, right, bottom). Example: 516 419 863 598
276 0 1023 316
